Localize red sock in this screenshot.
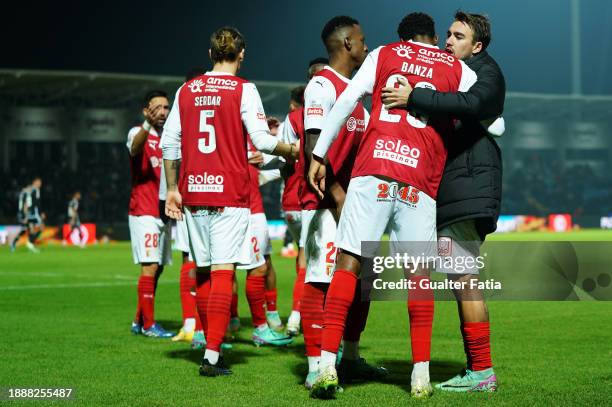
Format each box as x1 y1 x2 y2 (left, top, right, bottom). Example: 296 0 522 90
179 261 197 321
321 270 358 354
138 275 156 329
407 275 434 363
195 272 211 336
246 275 266 327
344 282 371 342
230 293 239 318
462 322 492 371
205 269 234 352
301 282 328 356
292 266 306 311
265 288 277 312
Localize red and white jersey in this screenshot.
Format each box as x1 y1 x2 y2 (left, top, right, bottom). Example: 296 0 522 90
246 137 265 214
127 126 162 217
280 108 305 212
303 66 369 210
162 72 279 207
313 41 476 199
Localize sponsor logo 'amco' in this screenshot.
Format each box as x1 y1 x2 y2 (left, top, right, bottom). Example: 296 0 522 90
188 172 224 193
206 77 239 87
373 139 420 168
418 48 455 63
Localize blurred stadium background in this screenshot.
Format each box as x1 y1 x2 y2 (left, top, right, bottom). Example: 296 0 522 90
2 2 612 405
2 0 612 243
1 71 611 243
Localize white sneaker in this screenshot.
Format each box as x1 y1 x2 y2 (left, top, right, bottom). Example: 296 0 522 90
411 377 433 398
286 312 300 336
310 365 339 399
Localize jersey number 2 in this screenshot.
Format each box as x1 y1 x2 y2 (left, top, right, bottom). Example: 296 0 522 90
198 110 217 154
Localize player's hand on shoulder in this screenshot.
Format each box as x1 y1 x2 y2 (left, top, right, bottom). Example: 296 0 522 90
381 76 412 109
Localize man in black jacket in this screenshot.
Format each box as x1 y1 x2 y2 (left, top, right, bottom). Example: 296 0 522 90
382 11 503 392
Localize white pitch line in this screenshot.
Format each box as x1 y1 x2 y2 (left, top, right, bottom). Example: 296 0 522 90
0 281 176 291
0 271 61 277
113 274 135 280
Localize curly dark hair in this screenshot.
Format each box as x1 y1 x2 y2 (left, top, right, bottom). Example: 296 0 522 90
397 12 436 41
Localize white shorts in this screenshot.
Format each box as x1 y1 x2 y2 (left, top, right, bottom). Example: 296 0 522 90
437 220 483 275
237 212 271 270
183 206 250 268
302 209 338 284
129 215 172 265
285 210 302 247
174 218 190 253
336 175 437 258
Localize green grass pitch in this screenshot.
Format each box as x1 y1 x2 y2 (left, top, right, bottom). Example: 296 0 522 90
1 230 612 406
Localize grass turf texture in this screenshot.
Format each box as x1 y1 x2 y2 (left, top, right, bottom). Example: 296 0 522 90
1 230 611 406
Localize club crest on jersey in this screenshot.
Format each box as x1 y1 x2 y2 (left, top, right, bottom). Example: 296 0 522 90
150 156 160 168
147 139 158 149
392 44 416 59
188 79 205 93
346 117 366 132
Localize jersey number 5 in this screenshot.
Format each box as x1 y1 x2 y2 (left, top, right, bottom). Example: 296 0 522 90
198 110 217 154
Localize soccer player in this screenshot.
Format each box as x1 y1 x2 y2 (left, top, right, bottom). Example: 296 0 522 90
11 177 43 253
67 191 84 247
26 177 44 253
262 116 284 331
307 13 476 398
162 26 298 376
300 16 386 389
381 11 503 392
235 135 294 345
10 182 32 252
127 90 174 338
277 60 329 336
279 85 308 336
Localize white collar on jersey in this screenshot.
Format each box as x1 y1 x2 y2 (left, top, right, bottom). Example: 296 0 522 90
205 71 236 76
322 66 351 84
407 39 439 49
